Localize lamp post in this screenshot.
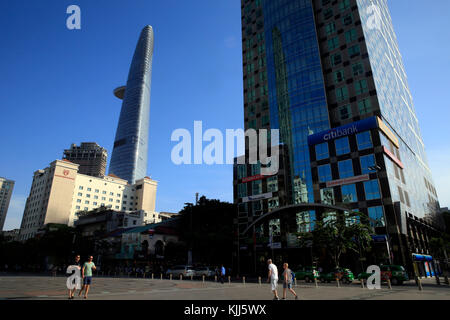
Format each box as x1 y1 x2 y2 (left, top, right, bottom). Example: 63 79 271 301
368 165 393 265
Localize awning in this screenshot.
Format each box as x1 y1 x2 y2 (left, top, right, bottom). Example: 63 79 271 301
412 253 433 261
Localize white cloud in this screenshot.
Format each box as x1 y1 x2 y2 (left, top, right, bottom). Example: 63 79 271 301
2 194 26 231
427 148 450 208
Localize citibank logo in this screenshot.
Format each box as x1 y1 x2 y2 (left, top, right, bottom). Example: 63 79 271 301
324 125 358 141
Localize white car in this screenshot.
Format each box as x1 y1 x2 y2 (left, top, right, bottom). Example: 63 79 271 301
166 265 195 278
194 266 215 278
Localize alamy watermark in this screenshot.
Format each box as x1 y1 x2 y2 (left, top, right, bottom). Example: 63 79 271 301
170 121 280 175
66 5 81 30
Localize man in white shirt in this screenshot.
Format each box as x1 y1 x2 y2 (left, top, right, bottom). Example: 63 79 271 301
267 259 280 300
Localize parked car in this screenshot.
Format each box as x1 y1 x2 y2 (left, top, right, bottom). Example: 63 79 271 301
294 266 320 283
357 265 409 285
165 265 195 278
194 266 215 278
319 267 354 284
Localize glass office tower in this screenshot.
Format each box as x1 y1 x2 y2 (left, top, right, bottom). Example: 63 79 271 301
109 26 154 184
234 0 442 273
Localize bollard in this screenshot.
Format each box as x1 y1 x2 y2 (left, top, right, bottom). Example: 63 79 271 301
215 275 217 282
135 272 137 278
202 275 205 283
191 275 193 281
143 273 146 278
152 273 154 280
243 276 246 285
258 277 261 286
387 278 392 290
336 278 340 288
160 273 163 280
170 274 173 281
228 276 231 284
180 274 183 281
294 278 297 287
314 278 319 288
417 277 423 291
361 279 365 288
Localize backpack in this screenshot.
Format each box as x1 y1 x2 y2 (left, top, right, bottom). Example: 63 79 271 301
291 269 295 283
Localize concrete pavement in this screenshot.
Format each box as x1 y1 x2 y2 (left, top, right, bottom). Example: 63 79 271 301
0 275 449 300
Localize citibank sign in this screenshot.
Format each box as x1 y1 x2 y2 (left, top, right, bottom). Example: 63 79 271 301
308 117 378 146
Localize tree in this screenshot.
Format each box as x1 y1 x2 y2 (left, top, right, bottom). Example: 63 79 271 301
177 196 236 266
298 211 373 268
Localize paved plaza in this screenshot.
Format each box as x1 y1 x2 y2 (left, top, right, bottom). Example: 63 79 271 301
0 274 449 300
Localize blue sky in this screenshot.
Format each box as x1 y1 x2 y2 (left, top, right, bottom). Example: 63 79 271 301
1 0 449 230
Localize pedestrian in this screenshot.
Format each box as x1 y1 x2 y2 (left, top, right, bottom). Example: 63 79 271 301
78 255 96 299
266 259 280 300
220 264 226 284
281 263 298 300
68 254 81 299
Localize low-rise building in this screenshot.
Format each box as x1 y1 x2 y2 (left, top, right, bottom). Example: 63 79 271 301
18 159 158 241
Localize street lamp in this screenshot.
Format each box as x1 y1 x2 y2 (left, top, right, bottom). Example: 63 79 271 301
368 165 393 265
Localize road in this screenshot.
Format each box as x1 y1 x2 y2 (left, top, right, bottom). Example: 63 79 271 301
0 275 449 300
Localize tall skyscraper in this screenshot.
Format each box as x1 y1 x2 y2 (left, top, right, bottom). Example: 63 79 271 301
234 0 442 273
63 142 108 177
109 26 154 184
0 177 15 231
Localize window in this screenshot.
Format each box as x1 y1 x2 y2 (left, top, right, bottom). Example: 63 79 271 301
335 137 350 155
102 191 106 194
360 154 376 174
251 162 261 175
87 188 91 192
358 98 372 115
76 206 80 210
268 198 279 210
352 63 364 76
116 200 120 203
321 188 335 205
343 13 353 25
238 183 247 198
334 70 345 83
368 206 385 227
78 192 82 196
355 79 368 95
252 180 262 195
338 160 354 178
364 180 381 200
76 199 81 203
335 86 348 102
341 184 358 203
109 198 113 202
348 45 361 58
237 165 247 179
267 176 278 192
357 131 373 150
345 29 357 43
101 197 106 201
93 202 97 206
323 8 333 19
94 195 98 199
79 186 83 190
109 192 114 196
95 189 99 193
325 22 336 35
339 0 351 11
85 200 89 204
318 165 332 182
115 206 119 209
339 105 352 120
331 53 342 66
328 37 339 51
86 194 90 198
315 143 329 160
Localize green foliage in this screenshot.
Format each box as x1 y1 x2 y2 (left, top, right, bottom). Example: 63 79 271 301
177 196 236 265
297 211 372 267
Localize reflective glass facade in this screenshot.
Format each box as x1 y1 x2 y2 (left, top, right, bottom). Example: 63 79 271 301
357 0 439 219
109 26 154 184
262 0 330 203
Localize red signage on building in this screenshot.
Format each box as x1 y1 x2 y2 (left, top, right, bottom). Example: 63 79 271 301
383 146 404 169
241 174 273 183
326 174 370 188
